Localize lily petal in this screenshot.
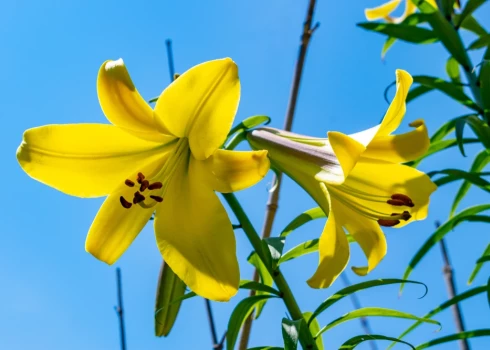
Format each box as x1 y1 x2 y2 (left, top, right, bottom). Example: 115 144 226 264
344 158 437 226
85 157 169 264
307 185 350 289
16 124 176 197
334 199 387 276
327 131 366 181
154 156 239 301
98 59 172 142
365 0 402 21
362 119 429 163
196 149 270 193
377 69 413 136
154 58 240 160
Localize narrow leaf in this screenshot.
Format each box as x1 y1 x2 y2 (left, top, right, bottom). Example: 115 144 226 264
248 252 274 319
406 137 479 167
282 318 302 350
340 334 415 350
401 204 490 290
407 85 434 103
227 295 278 350
280 207 326 237
428 169 490 187
455 117 467 156
357 22 438 43
480 61 490 121
416 329 490 349
446 56 461 86
468 244 490 284
154 262 187 337
279 236 355 265
467 34 490 51
264 237 286 270
239 280 281 296
465 115 490 150
315 307 440 338
458 15 487 36
303 312 324 350
454 0 488 28
309 279 427 325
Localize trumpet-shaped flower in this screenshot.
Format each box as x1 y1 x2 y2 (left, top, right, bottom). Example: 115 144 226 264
365 0 437 23
247 70 436 288
17 58 270 301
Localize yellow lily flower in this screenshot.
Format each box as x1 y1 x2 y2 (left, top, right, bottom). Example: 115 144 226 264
17 58 270 301
247 70 437 289
365 0 437 23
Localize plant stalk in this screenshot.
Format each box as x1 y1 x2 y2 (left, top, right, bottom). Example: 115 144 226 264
115 268 127 350
238 0 319 348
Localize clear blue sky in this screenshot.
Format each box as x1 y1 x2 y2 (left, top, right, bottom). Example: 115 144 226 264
2 0 490 349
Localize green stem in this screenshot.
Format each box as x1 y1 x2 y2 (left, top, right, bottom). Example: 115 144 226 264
222 193 319 350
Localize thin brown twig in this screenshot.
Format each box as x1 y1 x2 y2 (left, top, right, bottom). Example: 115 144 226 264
238 1 319 348
436 221 470 350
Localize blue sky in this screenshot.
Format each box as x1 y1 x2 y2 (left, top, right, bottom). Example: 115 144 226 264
2 0 490 349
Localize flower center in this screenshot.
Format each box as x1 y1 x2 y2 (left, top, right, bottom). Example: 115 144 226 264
328 184 415 227
119 138 190 209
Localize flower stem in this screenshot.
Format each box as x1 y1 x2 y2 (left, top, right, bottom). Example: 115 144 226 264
222 193 319 350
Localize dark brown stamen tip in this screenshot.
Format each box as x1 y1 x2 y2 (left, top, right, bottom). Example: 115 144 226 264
387 199 405 206
391 193 414 207
120 196 132 209
140 180 149 192
125 179 135 187
378 219 400 227
133 191 146 204
150 195 163 203
137 172 145 184
401 210 412 221
148 182 163 190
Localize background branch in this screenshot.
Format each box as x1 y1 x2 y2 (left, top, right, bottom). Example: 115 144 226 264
115 267 127 350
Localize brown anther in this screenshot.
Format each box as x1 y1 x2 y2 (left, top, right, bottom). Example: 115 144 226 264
119 196 132 209
378 219 400 227
148 182 163 190
391 194 414 207
150 195 164 203
137 172 145 184
401 210 412 221
125 179 135 187
140 180 149 192
387 199 405 206
133 191 146 204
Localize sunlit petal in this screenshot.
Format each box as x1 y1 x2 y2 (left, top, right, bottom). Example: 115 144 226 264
327 131 366 181
365 0 402 21
196 149 270 193
155 58 240 160
154 156 239 301
98 59 171 142
16 124 176 197
307 186 350 289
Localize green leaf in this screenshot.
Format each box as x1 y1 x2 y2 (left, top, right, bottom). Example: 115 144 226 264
467 34 490 51
225 115 271 150
315 307 440 338
458 15 487 36
406 85 434 103
247 252 274 319
309 279 427 326
280 207 326 237
406 137 479 167
412 76 480 111
227 295 278 350
303 312 324 350
248 347 284 350
340 334 415 350
455 117 467 156
428 169 490 187
279 236 355 265
480 61 490 121
401 204 490 290
154 262 187 337
446 56 461 84
239 280 281 296
382 37 397 58
430 118 458 142
357 22 438 43
415 1 470 69
454 0 488 29
451 150 490 215
465 115 490 149
468 244 490 284
264 237 285 270
477 255 490 263
389 284 488 348
416 329 490 349
282 318 302 350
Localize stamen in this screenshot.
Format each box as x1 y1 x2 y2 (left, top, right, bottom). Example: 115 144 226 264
400 210 412 221
137 172 145 184
148 182 163 190
140 180 149 192
391 194 414 207
387 199 406 206
378 219 400 227
120 196 132 209
125 179 135 187
150 195 164 202
133 191 146 204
